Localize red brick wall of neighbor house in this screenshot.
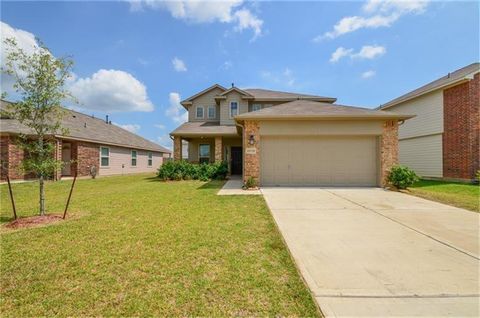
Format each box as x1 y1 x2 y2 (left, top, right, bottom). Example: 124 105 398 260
0 135 26 180
443 73 480 180
76 141 99 177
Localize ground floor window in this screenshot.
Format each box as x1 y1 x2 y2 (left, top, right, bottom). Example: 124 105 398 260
199 144 210 164
100 147 109 166
131 150 137 166
148 152 153 166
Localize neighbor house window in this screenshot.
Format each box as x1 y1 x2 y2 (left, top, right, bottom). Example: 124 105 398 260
251 104 262 112
131 150 137 166
147 152 153 166
100 147 109 167
199 144 210 164
208 106 216 119
196 106 204 119
230 101 238 118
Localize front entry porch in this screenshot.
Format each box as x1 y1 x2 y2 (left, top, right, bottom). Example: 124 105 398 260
173 135 243 176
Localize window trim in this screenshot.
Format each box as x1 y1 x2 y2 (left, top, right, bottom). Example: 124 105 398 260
207 106 216 119
198 144 210 163
195 106 204 119
147 151 153 167
229 101 239 118
100 146 110 167
131 150 137 167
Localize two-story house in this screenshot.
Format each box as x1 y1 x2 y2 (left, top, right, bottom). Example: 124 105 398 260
171 84 412 187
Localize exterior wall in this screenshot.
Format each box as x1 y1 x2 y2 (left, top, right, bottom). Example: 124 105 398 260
98 145 163 176
443 73 480 180
243 121 260 184
188 87 223 122
260 120 384 136
187 138 215 163
220 91 249 125
0 135 25 180
380 120 399 187
173 136 182 161
76 142 100 177
247 101 284 112
399 134 443 177
214 137 222 162
388 90 444 139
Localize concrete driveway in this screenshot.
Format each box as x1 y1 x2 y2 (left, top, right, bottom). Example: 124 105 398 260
261 187 480 317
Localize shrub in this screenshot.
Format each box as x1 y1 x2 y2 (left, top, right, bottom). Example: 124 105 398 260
244 176 257 189
157 160 228 181
387 165 419 189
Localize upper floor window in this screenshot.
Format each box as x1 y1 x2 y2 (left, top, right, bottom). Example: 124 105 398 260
131 150 137 166
230 101 238 118
196 106 204 119
251 104 262 112
208 106 216 119
100 147 109 167
147 152 153 166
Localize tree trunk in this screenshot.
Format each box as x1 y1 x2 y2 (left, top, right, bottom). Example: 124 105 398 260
39 175 45 216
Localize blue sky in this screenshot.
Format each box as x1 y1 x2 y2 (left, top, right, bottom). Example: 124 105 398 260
1 0 478 148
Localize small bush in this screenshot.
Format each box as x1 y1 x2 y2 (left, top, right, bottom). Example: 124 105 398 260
387 165 419 189
157 160 228 181
244 176 257 189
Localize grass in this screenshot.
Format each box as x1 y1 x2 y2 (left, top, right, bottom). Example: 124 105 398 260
0 174 319 317
409 179 479 212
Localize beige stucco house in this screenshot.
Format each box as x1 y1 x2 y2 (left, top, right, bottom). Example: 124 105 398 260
171 85 412 187
379 63 479 182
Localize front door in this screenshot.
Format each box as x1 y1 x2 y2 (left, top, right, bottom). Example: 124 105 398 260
61 143 71 176
231 147 243 175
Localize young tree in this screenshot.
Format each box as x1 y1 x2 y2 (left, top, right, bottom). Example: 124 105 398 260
1 38 74 216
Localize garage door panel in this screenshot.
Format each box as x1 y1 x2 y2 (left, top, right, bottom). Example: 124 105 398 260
261 136 378 186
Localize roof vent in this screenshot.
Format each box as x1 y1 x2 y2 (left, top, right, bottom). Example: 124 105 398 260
84 122 87 128
231 82 234 88
447 72 451 78
105 115 109 123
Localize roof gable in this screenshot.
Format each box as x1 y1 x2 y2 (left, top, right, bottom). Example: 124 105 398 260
180 84 227 106
217 86 253 98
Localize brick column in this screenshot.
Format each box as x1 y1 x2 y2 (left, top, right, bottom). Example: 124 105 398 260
173 136 182 161
243 120 260 184
380 120 399 187
214 136 223 162
54 139 62 180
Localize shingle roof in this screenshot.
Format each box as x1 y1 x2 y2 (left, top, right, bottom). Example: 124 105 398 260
170 121 239 137
235 100 414 121
0 100 171 153
243 88 336 102
379 62 480 109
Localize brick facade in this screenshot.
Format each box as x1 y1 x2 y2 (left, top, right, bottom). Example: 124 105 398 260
443 73 480 180
243 120 260 184
214 136 223 162
76 141 99 177
0 135 26 180
173 136 182 161
380 120 399 187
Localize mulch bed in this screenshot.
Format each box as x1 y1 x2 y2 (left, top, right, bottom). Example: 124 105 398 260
4 214 65 230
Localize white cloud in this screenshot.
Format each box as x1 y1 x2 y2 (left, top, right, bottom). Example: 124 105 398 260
352 45 386 59
157 134 173 150
221 60 233 70
69 69 154 112
154 123 166 129
329 45 386 63
261 68 296 87
361 70 376 79
129 0 263 40
315 0 429 40
165 92 188 123
172 57 187 72
329 47 354 63
114 122 141 133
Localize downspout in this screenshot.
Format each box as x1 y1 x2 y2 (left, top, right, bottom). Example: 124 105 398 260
235 121 245 181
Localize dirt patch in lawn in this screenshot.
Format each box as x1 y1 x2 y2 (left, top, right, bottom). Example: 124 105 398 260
4 214 67 230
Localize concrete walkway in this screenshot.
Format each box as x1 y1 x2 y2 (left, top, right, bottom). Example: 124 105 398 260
261 187 480 317
217 176 261 195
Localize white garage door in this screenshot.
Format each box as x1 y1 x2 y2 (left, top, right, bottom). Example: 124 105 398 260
261 136 378 186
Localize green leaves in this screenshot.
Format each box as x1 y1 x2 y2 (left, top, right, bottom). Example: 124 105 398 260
387 165 419 189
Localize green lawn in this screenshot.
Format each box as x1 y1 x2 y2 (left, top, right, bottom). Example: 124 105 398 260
0 174 319 317
409 179 479 212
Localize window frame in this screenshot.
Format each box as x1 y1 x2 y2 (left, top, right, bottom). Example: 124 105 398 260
100 146 110 167
198 144 210 164
251 103 262 112
131 150 137 167
229 101 239 118
207 106 216 119
147 151 153 167
195 106 204 119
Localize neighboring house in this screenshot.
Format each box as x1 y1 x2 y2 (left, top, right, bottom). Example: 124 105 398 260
0 100 171 181
170 84 412 187
379 63 479 182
